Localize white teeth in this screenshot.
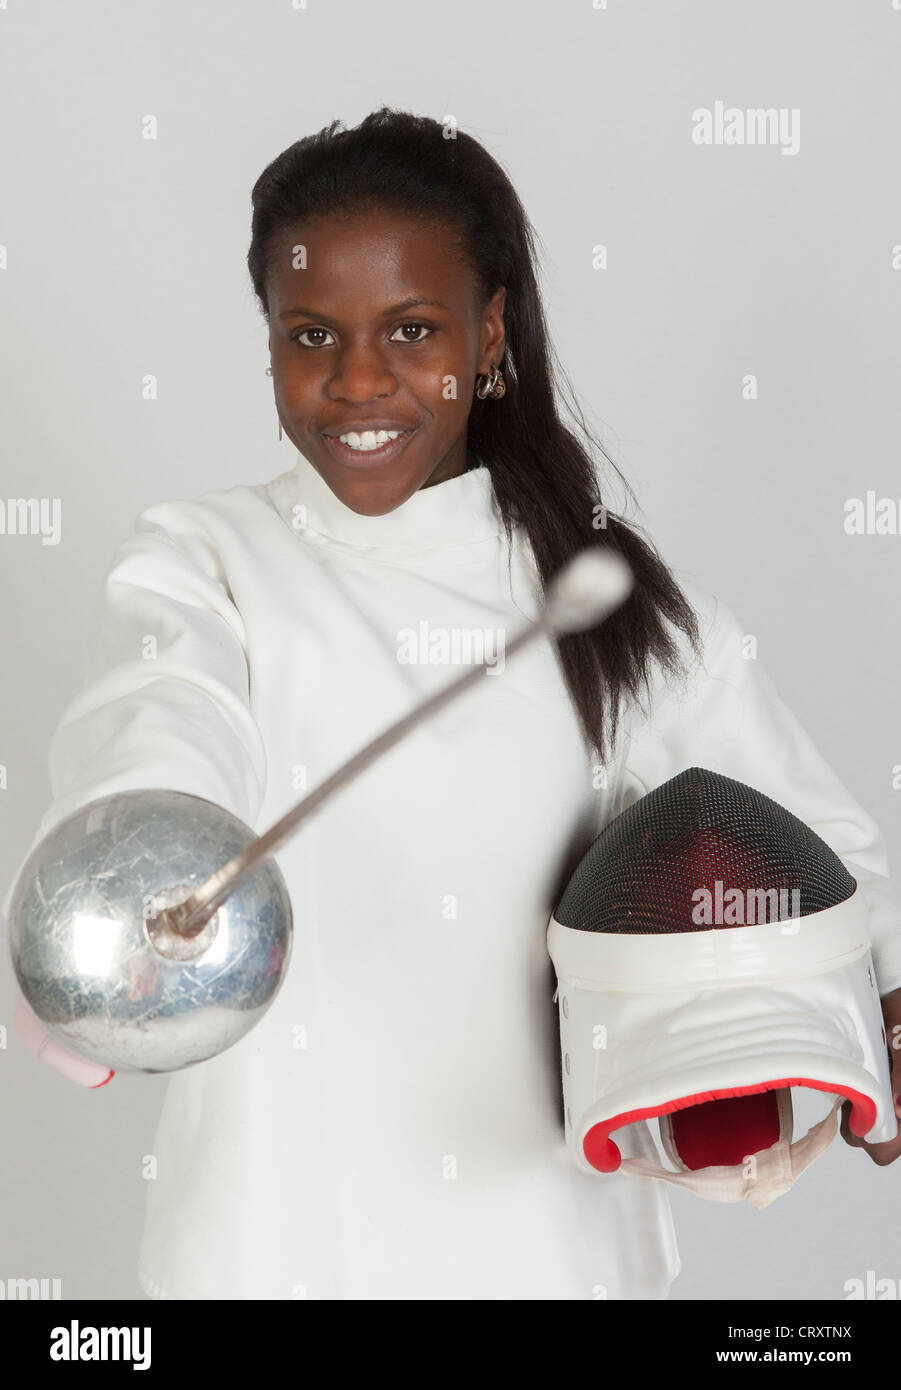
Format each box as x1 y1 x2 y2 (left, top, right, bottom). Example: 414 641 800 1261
337 429 405 451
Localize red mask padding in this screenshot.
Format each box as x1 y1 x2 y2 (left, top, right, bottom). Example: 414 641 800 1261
582 1078 877 1173
670 1090 782 1169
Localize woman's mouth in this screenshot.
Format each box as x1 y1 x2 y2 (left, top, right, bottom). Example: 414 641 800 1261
321 428 417 467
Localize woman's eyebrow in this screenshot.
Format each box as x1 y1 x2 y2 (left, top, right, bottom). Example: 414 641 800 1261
277 296 450 322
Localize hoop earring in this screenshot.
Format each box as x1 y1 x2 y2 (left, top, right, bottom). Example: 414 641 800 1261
475 363 506 400
265 365 283 440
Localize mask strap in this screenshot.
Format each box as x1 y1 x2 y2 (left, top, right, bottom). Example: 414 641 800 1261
615 1094 844 1209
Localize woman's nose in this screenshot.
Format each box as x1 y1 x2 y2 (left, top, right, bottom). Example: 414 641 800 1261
326 343 399 401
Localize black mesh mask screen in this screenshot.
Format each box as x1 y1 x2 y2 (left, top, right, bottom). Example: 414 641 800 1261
554 766 856 935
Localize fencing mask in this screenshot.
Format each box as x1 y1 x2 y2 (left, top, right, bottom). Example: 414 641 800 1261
546 767 897 1209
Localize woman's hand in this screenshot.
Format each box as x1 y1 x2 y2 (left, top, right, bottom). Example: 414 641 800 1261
840 985 901 1164
13 995 114 1088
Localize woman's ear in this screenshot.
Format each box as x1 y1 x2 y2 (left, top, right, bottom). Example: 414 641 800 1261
479 286 507 370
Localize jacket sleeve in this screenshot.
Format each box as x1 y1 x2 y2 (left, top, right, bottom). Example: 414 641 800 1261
3 500 268 918
616 588 901 996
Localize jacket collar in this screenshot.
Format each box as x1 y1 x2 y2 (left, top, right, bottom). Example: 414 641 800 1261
271 447 503 552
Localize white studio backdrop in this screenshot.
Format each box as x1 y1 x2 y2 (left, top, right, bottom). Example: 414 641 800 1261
1 0 899 1300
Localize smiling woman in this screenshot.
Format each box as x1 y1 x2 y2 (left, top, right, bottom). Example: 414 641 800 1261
265 207 506 500
247 108 704 766
276 281 461 475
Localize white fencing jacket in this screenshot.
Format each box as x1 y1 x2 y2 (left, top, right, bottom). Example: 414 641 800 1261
9 451 901 1300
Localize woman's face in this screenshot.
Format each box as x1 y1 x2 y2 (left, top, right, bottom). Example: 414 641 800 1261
265 206 506 515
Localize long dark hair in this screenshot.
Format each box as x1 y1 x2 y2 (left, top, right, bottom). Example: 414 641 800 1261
247 107 702 764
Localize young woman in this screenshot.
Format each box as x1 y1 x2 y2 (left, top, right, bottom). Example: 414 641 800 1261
13 107 901 1299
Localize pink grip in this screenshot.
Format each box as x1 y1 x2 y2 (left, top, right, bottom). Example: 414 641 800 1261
13 996 114 1088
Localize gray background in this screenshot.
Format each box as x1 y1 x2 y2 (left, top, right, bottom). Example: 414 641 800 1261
1 0 899 1300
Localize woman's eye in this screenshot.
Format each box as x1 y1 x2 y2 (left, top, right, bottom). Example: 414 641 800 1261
389 322 433 343
291 327 334 348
